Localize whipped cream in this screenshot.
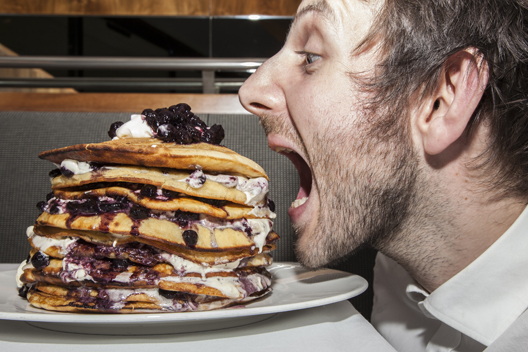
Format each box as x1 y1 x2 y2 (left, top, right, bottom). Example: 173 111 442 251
179 171 270 206
160 253 243 279
16 260 28 289
181 169 207 188
62 260 94 282
60 159 93 176
115 114 154 138
26 226 77 256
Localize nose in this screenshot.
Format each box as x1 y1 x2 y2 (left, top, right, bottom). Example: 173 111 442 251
239 55 286 117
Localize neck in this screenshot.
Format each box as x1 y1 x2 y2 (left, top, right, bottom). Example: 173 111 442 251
379 173 525 293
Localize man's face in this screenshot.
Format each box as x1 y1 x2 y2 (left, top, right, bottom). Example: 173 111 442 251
239 0 419 268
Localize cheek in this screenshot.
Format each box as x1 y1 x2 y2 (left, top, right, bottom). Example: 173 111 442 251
298 77 353 132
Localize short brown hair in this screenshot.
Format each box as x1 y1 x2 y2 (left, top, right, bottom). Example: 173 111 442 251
357 0 528 200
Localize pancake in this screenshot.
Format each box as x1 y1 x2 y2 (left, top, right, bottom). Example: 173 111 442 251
39 138 268 179
28 227 273 266
30 225 277 265
27 283 270 313
35 212 276 252
20 259 271 299
52 188 273 219
50 163 269 207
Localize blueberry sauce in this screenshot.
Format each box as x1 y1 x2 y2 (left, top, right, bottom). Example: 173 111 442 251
109 103 225 145
60 255 161 286
64 286 202 312
69 240 161 266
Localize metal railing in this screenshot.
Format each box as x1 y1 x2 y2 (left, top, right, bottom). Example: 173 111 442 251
0 56 266 93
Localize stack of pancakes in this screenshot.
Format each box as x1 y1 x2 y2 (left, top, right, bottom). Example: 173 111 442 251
17 106 278 313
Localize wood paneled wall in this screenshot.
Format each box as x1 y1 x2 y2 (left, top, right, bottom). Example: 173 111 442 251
0 0 210 16
212 0 301 16
0 0 302 16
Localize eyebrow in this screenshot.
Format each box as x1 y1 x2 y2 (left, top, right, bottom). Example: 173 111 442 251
291 0 337 28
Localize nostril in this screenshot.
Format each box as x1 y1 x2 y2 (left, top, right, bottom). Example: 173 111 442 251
250 102 270 110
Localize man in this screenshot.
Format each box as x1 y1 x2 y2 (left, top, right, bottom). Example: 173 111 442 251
239 0 528 351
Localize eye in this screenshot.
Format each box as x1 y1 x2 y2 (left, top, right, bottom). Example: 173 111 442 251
296 51 322 66
305 52 321 65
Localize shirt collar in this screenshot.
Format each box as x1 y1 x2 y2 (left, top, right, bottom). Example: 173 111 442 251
420 205 528 345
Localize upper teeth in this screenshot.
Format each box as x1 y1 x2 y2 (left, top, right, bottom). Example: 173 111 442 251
291 197 308 209
275 147 293 153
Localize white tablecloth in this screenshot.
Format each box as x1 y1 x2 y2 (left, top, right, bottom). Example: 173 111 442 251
0 263 396 352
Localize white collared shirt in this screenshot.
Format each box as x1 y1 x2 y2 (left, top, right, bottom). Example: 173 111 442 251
371 206 528 351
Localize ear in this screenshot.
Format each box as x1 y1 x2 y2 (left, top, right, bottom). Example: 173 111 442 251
417 49 489 155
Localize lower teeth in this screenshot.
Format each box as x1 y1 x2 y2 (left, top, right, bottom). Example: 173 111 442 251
291 197 308 209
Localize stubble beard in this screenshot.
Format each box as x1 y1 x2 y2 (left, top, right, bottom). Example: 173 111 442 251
260 110 421 270
293 115 421 269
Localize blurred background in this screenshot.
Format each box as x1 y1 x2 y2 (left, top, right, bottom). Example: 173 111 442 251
0 0 301 94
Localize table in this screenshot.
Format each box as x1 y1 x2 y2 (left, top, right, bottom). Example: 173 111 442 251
0 263 396 352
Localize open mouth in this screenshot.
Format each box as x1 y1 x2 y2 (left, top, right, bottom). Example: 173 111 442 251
275 147 313 209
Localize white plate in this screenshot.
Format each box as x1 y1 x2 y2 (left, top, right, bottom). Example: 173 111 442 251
0 262 367 335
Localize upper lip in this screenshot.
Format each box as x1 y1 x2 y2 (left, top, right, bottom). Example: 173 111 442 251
267 134 302 157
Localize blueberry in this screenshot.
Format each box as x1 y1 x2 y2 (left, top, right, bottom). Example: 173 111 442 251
182 230 198 247
175 211 200 223
59 166 74 178
185 124 201 143
89 162 105 171
197 198 226 207
112 259 129 270
140 184 157 198
98 201 126 213
200 124 225 144
171 125 193 144
18 285 29 299
156 124 177 142
130 205 149 220
114 195 129 205
143 109 161 130
74 198 99 215
189 115 207 129
108 121 124 139
267 198 276 212
142 108 156 117
48 169 61 178
48 203 60 214
155 108 175 125
36 201 47 212
46 192 54 201
159 288 186 300
161 189 179 199
31 251 50 270
169 103 191 114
